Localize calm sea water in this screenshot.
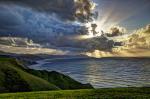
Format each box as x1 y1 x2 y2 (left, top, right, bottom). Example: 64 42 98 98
30 57 150 88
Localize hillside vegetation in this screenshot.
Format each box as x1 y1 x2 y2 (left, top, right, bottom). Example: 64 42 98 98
0 58 59 92
0 57 92 93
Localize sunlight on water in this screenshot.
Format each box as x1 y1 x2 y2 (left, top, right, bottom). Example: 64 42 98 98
30 58 150 88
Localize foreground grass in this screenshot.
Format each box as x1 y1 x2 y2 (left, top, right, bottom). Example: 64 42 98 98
0 87 150 99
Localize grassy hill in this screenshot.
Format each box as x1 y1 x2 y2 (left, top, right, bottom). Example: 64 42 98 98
0 87 149 99
0 57 93 93
0 58 59 92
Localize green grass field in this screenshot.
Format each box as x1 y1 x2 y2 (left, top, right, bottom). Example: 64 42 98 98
0 87 150 99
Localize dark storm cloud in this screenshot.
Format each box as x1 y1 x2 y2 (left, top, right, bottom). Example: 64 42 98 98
0 4 82 39
0 0 75 20
0 0 94 22
0 5 24 31
106 26 126 37
0 0 95 38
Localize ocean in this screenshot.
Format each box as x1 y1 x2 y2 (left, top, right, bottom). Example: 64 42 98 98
30 57 150 88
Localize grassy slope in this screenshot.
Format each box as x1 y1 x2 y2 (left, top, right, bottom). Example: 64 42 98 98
27 69 93 90
0 58 59 92
0 87 150 99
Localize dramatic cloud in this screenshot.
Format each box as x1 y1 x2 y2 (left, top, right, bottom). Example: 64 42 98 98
0 0 95 22
106 26 127 37
84 24 150 58
74 0 96 22
124 24 150 49
0 0 122 53
0 4 116 52
0 0 96 43
53 34 115 51
83 36 115 51
0 4 83 42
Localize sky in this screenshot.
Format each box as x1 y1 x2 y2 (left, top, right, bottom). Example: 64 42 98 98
93 0 150 31
0 0 150 55
0 0 150 35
